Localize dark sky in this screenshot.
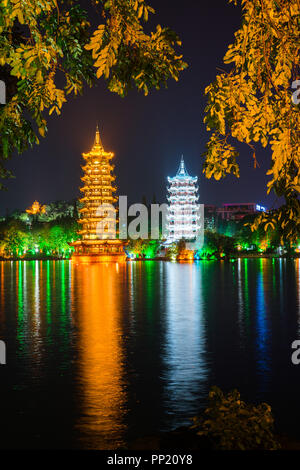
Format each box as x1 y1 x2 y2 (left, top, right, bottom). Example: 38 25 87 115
1 0 279 216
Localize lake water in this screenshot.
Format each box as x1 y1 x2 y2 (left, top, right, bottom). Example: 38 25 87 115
0 259 299 449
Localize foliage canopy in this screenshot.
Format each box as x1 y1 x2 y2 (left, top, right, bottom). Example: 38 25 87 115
0 0 186 187
203 0 300 242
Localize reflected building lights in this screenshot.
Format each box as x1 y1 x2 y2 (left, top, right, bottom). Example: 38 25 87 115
255 259 271 391
237 258 245 345
73 263 126 449
163 262 208 423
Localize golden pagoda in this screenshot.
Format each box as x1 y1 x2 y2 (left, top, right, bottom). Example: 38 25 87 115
26 200 46 215
71 125 127 262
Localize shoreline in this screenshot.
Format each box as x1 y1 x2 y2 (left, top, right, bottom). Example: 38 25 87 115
126 426 300 451
0 254 299 262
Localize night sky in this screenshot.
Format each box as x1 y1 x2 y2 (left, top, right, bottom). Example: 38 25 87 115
1 0 279 216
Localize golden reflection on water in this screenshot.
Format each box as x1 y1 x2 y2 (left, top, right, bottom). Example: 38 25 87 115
72 262 126 449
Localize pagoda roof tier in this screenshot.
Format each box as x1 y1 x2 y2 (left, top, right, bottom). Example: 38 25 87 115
168 196 199 202
71 239 125 246
82 163 115 171
79 217 116 223
81 170 114 176
79 203 117 210
79 191 116 196
79 196 117 203
79 203 117 209
82 151 114 160
81 172 114 179
168 176 198 184
77 232 117 238
80 185 117 191
81 173 115 180
79 207 101 212
79 216 116 223
168 184 199 193
80 180 117 188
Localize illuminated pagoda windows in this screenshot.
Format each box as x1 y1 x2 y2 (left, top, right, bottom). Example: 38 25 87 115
166 156 200 241
71 125 126 262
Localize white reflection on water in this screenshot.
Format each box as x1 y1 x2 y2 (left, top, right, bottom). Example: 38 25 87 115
163 262 209 423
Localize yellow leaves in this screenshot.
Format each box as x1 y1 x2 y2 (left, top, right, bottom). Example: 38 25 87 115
85 24 120 80
203 133 240 180
138 5 143 19
17 9 24 24
83 3 186 97
264 222 275 231
36 70 43 83
290 3 300 16
85 24 106 54
38 127 45 137
203 0 300 223
8 0 56 28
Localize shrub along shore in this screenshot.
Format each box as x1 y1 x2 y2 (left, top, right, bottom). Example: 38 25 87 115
126 387 300 451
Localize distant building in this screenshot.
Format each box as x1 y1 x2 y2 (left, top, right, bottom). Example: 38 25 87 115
216 203 266 221
204 205 217 230
203 203 267 231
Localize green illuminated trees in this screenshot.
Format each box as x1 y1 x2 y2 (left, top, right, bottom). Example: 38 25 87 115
2 226 27 256
203 0 300 242
0 0 186 188
0 205 79 258
126 239 160 258
203 231 236 257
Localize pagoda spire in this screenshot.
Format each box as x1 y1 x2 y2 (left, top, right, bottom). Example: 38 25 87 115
176 155 189 177
94 123 104 150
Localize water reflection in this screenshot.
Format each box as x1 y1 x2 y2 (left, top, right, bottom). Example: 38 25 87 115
0 259 300 447
163 262 209 425
255 259 271 391
72 262 127 449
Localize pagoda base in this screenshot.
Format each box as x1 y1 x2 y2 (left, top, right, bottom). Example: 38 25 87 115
70 239 127 263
